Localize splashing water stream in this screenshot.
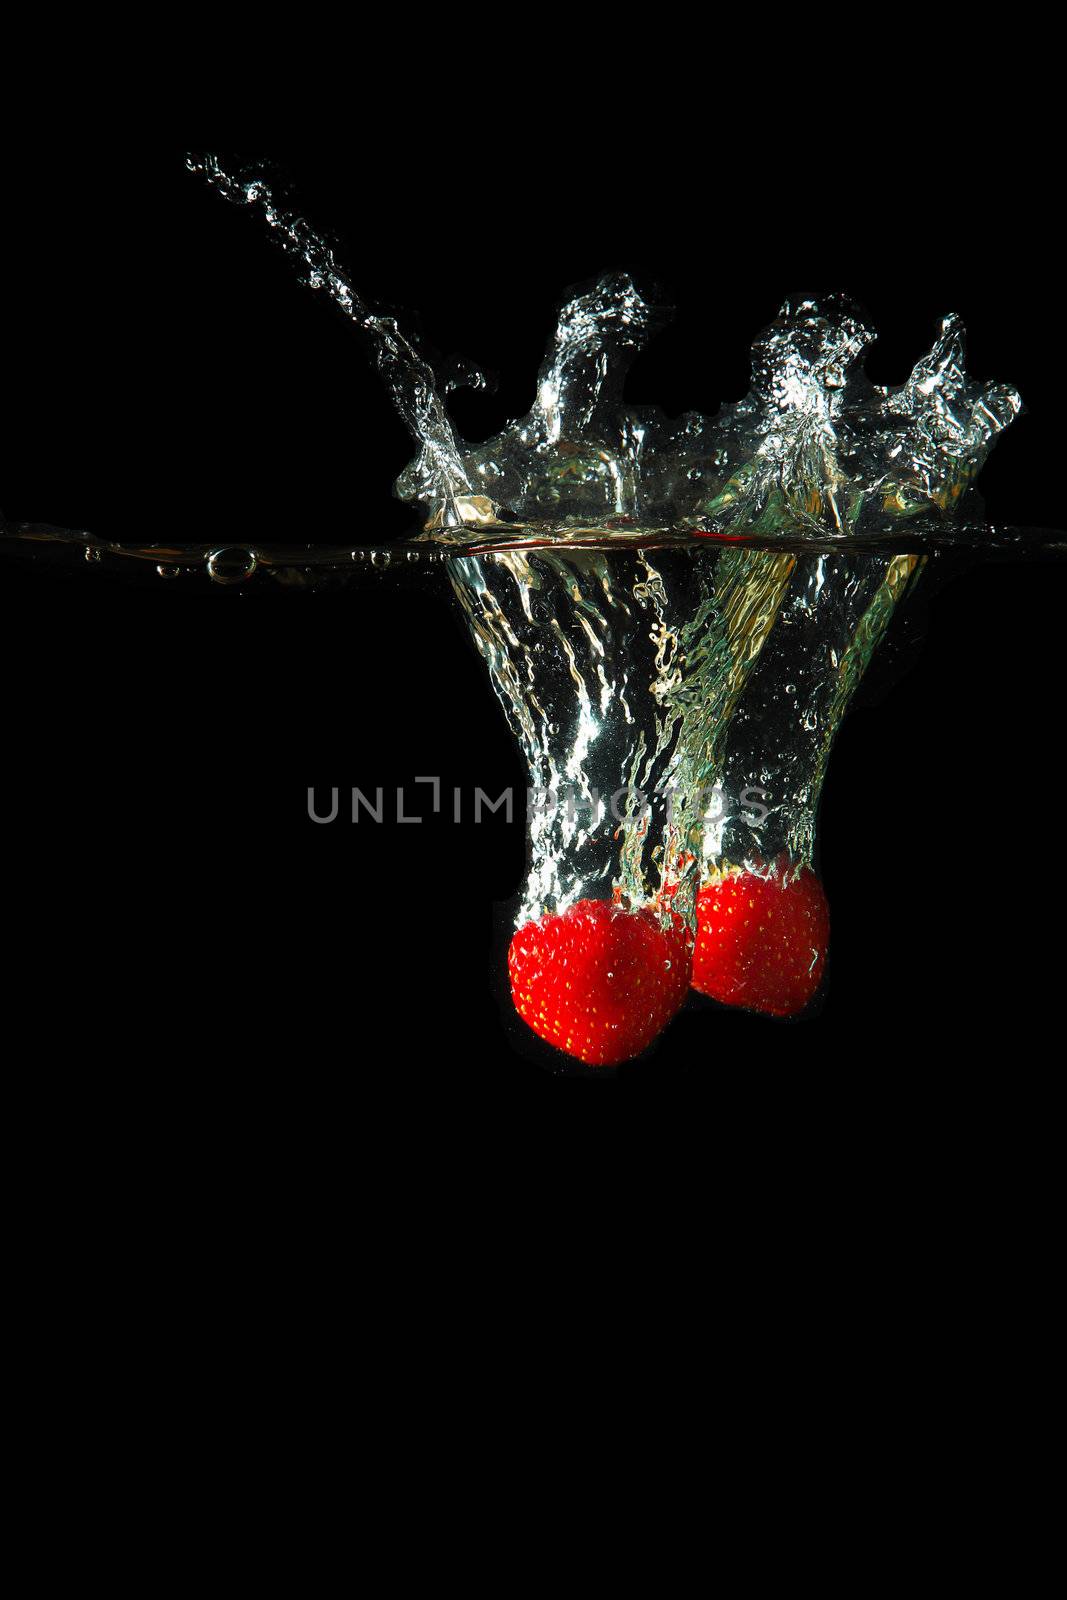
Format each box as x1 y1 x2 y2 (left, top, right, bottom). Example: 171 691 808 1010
185 154 477 527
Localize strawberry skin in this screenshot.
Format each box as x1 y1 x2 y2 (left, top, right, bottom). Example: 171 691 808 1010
692 865 829 1017
508 898 692 1066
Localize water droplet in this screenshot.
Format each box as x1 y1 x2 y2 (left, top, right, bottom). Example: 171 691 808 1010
207 547 257 585
84 546 101 564
156 564 181 580
371 550 391 569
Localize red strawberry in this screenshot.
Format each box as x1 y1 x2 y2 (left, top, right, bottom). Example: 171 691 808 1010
508 898 692 1066
693 863 829 1017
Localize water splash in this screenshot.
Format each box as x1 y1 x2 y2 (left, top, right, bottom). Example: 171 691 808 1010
401 272 666 526
190 154 1021 543
418 289 1022 537
186 153 477 526
694 299 1022 536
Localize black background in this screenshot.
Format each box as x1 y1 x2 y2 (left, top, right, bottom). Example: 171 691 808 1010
2 126 1063 1126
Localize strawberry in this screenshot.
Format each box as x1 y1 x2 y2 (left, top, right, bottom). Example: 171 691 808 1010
692 863 829 1017
508 898 692 1066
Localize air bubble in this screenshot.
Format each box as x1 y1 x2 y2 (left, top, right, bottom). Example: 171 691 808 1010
207 547 257 585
